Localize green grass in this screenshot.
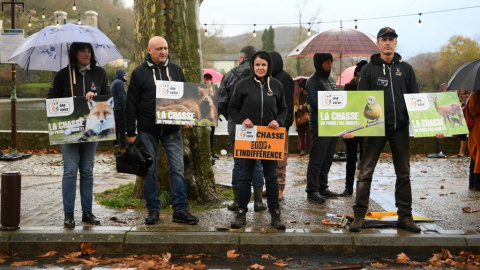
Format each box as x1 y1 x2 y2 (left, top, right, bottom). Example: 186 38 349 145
0 82 51 98
95 182 233 211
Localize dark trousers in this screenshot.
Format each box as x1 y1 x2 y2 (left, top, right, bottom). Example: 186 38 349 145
353 125 412 217
297 124 311 152
305 128 338 193
469 158 480 189
238 158 279 211
345 138 363 190
113 108 126 149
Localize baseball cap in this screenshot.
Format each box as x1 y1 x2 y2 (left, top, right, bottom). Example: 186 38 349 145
377 27 398 38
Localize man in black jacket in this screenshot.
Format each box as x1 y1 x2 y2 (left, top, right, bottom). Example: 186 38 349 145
270 51 294 200
218 46 265 212
126 36 199 226
305 53 341 204
349 27 421 233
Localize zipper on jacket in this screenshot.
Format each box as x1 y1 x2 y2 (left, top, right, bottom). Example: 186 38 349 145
387 65 396 131
82 75 86 96
158 67 164 136
260 81 265 125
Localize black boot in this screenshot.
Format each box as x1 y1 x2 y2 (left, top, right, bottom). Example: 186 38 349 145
227 188 239 211
270 209 286 230
397 215 421 233
64 212 75 228
253 186 267 212
339 188 353 197
349 216 364 232
145 210 160 225
82 212 100 225
231 208 247 229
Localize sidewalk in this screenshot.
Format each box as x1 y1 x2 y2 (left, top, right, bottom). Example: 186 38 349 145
1 152 480 255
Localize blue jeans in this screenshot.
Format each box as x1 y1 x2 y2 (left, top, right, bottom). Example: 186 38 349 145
139 130 188 212
60 141 98 213
238 158 279 211
231 141 264 188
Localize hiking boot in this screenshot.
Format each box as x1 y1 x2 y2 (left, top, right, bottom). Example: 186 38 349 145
253 186 267 212
231 208 247 229
145 210 160 225
339 188 353 197
299 150 306 156
307 191 326 203
227 188 239 211
320 189 339 198
173 209 199 225
349 217 364 232
64 212 75 228
82 211 100 225
397 216 421 233
270 209 286 230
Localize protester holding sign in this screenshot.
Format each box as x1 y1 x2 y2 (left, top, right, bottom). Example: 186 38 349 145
228 50 288 230
125 36 198 226
305 53 341 204
350 27 421 233
47 42 109 228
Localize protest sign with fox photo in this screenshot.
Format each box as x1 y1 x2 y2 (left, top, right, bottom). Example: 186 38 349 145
155 80 219 126
46 95 116 145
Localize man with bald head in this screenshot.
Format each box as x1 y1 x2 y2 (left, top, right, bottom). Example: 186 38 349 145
126 36 199 225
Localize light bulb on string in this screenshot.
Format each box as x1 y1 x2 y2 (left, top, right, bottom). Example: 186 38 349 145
253 24 256 37
73 0 76 11
28 16 31 27
418 13 422 27
204 24 208 36
56 15 59 26
117 18 120 30
307 22 311 36
42 8 45 19
78 14 81 25
354 19 358 29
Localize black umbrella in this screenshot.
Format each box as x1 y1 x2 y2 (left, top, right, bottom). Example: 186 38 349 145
447 58 480 91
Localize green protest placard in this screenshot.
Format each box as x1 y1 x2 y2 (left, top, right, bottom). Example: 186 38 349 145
155 81 218 126
317 91 385 137
404 92 468 137
46 95 116 145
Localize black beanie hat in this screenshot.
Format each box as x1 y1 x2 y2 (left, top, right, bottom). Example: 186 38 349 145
354 60 368 74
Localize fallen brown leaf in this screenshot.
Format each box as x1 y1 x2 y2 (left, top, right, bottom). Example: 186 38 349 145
284 219 296 223
463 207 480 213
261 254 276 260
11 260 37 266
63 251 82 258
370 262 388 267
396 252 410 263
227 250 241 259
273 260 288 266
299 259 308 264
37 251 58 257
249 263 265 269
285 257 294 261
181 253 205 259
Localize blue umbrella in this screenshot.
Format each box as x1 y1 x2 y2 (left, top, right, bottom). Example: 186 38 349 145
9 23 123 71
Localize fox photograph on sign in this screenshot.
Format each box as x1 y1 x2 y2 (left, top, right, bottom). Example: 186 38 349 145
234 125 286 161
405 92 468 137
317 91 385 137
46 95 115 145
155 80 219 126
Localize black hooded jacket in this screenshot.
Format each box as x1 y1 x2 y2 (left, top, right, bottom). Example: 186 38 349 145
47 64 109 98
126 53 186 137
357 52 419 133
306 53 337 130
270 51 295 129
228 50 287 127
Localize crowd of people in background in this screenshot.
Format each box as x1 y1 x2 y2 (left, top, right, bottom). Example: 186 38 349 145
46 26 477 233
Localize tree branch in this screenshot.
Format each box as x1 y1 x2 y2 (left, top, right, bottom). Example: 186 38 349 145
333 119 385 137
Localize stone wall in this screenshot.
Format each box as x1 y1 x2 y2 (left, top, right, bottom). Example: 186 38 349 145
0 131 466 156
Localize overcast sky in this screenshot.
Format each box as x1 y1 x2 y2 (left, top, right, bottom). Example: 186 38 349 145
124 0 480 59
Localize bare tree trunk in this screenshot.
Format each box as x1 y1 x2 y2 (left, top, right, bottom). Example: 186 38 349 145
132 0 219 203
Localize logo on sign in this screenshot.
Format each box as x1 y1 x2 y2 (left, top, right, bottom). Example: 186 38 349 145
156 81 184 99
318 91 347 109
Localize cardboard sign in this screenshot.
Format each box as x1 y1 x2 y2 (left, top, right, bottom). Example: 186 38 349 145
405 92 468 137
155 81 219 126
317 91 385 137
233 125 286 161
46 95 116 145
